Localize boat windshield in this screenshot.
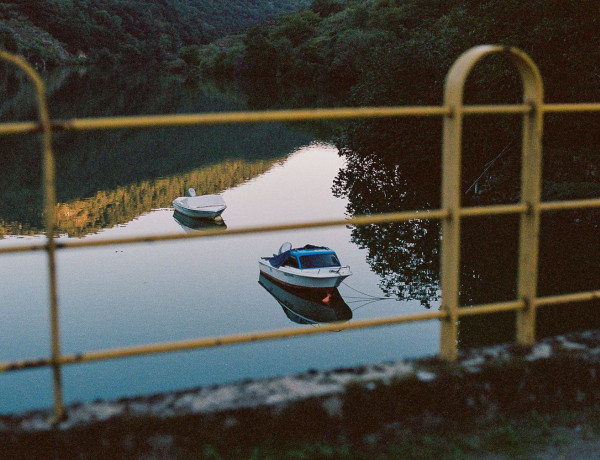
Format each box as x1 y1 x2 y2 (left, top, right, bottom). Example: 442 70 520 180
281 254 300 268
298 253 341 269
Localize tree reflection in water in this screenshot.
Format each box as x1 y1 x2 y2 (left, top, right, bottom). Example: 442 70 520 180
0 68 312 237
333 121 600 346
332 146 441 308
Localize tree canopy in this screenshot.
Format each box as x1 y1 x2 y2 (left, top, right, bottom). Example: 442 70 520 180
0 0 309 67
198 0 600 107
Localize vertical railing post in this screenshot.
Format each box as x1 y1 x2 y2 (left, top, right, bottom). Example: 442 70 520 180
440 76 464 362
441 46 498 361
0 51 64 421
511 52 544 346
440 46 544 360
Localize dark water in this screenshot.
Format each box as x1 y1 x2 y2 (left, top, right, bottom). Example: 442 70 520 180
0 68 599 413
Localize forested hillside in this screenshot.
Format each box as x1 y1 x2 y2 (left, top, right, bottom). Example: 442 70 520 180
0 0 309 68
197 0 600 191
199 0 600 106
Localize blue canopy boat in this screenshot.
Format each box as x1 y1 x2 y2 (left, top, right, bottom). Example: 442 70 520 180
258 243 352 291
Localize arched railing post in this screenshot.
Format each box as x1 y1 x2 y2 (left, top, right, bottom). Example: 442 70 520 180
511 49 544 346
440 46 544 361
0 51 63 421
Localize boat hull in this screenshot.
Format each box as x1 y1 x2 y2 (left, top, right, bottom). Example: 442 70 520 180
173 210 226 230
172 196 226 219
258 274 352 324
258 259 351 291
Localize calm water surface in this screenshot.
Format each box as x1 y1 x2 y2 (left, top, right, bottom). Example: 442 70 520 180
0 142 437 414
3 68 600 414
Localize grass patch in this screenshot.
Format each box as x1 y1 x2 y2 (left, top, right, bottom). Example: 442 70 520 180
3 406 600 459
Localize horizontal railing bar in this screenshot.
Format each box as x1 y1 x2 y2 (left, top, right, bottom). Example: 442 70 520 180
0 310 446 373
462 104 531 115
57 107 453 130
543 103 600 113
0 241 50 255
3 196 598 257
540 197 600 212
0 121 39 135
536 289 600 307
461 203 527 217
0 104 538 136
6 195 599 256
458 300 526 317
3 103 600 136
0 209 450 254
6 288 600 374
0 107 449 135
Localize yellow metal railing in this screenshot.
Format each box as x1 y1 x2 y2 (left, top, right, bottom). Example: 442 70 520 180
2 45 600 422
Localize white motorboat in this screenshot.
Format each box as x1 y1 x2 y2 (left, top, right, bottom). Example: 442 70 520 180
258 243 352 292
172 188 226 219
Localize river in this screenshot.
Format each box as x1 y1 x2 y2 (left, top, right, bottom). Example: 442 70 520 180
0 69 439 413
0 68 599 414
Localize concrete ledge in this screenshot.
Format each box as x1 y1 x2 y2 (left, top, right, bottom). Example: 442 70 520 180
2 330 600 434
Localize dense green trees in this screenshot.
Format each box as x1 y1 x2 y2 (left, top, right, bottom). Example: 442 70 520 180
0 0 309 67
310 0 344 17
198 0 600 107
196 0 600 203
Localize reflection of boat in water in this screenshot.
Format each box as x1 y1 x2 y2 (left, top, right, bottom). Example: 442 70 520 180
173 210 226 231
259 273 352 325
258 243 352 292
172 188 227 219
